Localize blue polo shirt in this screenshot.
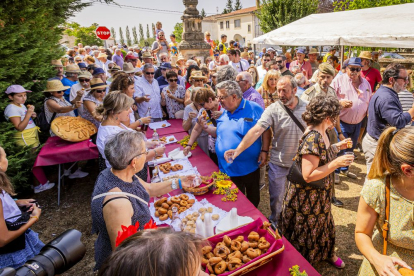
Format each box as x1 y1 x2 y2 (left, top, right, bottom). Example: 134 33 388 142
216 99 264 177
367 85 412 140
156 76 169 93
61 78 77 102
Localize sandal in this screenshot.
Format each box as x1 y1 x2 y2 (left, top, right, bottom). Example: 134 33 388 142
328 256 345 269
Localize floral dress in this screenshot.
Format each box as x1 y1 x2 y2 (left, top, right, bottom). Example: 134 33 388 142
162 85 185 118
261 90 279 108
281 130 336 265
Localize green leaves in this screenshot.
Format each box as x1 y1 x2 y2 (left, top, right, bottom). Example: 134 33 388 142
334 0 414 11
64 22 103 46
173 23 183 43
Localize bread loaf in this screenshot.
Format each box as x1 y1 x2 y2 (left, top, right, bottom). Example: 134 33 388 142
400 268 414 276
51 116 97 142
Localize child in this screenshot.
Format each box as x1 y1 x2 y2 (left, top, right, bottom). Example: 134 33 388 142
153 21 164 40
4 85 40 148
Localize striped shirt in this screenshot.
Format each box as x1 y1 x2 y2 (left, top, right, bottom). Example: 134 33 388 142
257 97 307 167
398 90 414 113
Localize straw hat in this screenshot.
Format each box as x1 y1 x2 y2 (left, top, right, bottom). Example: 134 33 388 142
98 53 108 58
65 64 81 73
108 65 121 73
42 80 70 92
358 51 372 60
123 62 139 74
51 59 63 67
177 54 187 63
142 51 154 60
90 78 108 90
189 70 207 80
78 71 92 79
308 48 318 55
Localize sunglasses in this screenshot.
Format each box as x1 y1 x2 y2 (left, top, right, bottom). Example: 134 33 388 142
349 67 361 72
169 79 178 82
214 54 219 57
95 89 105 93
56 91 64 94
145 72 155 75
395 76 409 82
193 79 203 82
276 60 283 64
79 78 90 82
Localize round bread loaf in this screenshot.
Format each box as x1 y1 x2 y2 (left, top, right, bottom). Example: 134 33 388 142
51 116 97 142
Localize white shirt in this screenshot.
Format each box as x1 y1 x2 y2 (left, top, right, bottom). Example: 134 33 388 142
209 61 219 71
70 83 90 114
257 66 267 80
229 59 250 73
4 104 36 130
134 77 163 119
1 190 21 222
96 123 134 168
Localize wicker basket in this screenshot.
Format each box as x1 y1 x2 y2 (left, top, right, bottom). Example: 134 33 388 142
183 181 215 196
207 220 284 276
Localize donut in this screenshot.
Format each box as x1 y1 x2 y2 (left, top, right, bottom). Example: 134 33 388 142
180 200 188 207
154 211 160 217
209 257 222 265
214 245 230 258
171 166 178 172
235 236 245 243
230 240 241 251
202 245 212 255
158 207 168 215
258 237 267 244
248 231 260 242
207 263 214 273
187 204 193 208
242 255 251 263
159 214 168 221
258 241 271 250
227 258 242 271
179 194 189 201
178 207 187 213
205 252 214 259
155 197 167 207
228 250 242 260
214 260 227 275
202 258 209 265
248 242 258 248
255 249 262 256
167 200 173 205
188 199 195 204
161 203 169 209
223 235 232 246
207 207 213 213
168 210 173 219
216 242 227 249
171 196 180 203
211 214 220 221
245 248 259 259
171 203 180 210
240 241 249 252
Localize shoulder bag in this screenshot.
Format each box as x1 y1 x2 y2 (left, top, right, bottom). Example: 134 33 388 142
382 175 391 255
0 211 30 254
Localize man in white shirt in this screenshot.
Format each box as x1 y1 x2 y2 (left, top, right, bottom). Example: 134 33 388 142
69 71 92 115
228 49 249 73
209 49 220 71
97 53 112 77
219 54 229 66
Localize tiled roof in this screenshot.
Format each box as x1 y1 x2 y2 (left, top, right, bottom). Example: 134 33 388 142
203 6 258 21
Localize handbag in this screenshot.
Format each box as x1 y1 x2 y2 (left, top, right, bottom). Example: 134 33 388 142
382 175 391 255
0 212 30 254
35 98 56 132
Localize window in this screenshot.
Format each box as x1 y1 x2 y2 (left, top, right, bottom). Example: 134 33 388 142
220 21 224 29
226 21 230 29
234 19 241 28
248 24 251 33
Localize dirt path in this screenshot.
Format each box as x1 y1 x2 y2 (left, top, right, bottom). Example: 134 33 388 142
32 152 367 275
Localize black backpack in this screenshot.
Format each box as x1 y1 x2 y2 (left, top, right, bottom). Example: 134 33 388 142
36 99 56 132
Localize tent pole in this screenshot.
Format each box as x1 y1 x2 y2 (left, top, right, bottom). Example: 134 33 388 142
253 44 257 64
340 45 344 68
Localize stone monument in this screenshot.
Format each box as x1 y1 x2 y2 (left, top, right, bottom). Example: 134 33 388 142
178 0 211 62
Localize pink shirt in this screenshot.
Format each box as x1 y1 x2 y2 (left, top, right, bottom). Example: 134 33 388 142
289 60 313 79
332 74 372 124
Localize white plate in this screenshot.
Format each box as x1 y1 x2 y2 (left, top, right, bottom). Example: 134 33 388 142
149 120 171 130
150 135 177 145
158 159 196 180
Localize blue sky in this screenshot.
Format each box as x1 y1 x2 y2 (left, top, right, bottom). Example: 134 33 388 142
71 0 257 42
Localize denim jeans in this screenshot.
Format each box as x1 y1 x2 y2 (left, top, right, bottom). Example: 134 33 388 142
336 120 362 173
268 163 289 223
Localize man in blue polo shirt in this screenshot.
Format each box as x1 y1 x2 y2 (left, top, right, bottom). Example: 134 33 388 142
201 80 271 207
363 63 414 175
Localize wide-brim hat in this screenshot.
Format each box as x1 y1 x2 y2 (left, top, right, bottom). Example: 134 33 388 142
190 70 207 80
51 59 63 67
98 53 108 58
90 78 108 90
108 65 121 73
142 51 155 60
123 62 139 74
42 80 70 92
65 64 81 73
358 51 373 61
177 54 186 63
78 71 92 79
308 48 318 54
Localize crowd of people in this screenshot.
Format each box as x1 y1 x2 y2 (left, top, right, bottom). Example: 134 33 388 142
1 25 414 275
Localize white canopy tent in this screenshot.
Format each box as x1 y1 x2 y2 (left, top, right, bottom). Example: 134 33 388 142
253 3 414 48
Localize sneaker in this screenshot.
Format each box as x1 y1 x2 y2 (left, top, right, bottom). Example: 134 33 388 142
328 256 346 269
68 168 89 179
34 181 55 193
341 170 357 179
332 197 344 207
334 173 341 184
259 183 266 190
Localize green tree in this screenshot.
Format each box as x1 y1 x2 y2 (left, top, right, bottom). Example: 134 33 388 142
132 26 138 45
201 8 207 17
146 24 151 39
234 0 243 10
139 24 145 46
152 23 156 39
125 25 132 46
333 0 413 11
0 0 113 193
64 22 103 46
173 23 183 43
225 0 234 13
119 27 125 45
257 0 319 33
111 27 116 42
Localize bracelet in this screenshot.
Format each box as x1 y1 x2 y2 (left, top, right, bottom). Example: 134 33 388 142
261 150 269 153
138 119 143 125
30 215 39 221
337 132 343 135
178 179 182 189
153 149 157 157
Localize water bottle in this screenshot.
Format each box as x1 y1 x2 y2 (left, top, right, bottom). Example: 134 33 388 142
152 128 159 142
141 107 151 131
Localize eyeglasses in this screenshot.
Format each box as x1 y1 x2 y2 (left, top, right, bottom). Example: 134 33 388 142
169 79 178 82
264 59 271 62
276 60 283 64
75 60 81 62
79 78 90 82
145 72 155 75
128 149 148 164
217 95 230 101
395 76 409 82
348 67 361 72
95 89 105 93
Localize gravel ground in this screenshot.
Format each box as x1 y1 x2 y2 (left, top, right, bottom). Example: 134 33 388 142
31 151 367 275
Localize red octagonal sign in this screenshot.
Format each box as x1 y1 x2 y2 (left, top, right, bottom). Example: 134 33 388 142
95 26 111 40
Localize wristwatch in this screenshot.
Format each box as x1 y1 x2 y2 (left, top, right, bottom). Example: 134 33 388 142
171 179 177 190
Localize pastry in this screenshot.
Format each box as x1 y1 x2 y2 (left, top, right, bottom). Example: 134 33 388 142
169 137 174 141
162 124 166 127
202 245 212 255
248 231 260 242
211 214 220 221
51 116 97 142
215 260 227 274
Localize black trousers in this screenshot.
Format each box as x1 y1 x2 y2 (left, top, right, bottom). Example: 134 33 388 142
209 150 219 166
230 168 260 207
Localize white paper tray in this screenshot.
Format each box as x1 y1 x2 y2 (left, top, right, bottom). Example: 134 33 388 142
149 120 171 130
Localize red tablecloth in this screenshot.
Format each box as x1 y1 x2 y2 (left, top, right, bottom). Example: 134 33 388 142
148 129 320 276
32 136 99 183
146 119 185 137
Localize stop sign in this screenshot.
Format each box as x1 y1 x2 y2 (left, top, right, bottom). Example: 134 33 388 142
95 26 111 40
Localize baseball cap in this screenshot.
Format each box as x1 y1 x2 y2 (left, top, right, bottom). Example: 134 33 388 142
5 85 32 94
221 34 227 38
348 57 362 67
78 62 87 69
93 67 105 75
160 62 172 70
296 48 306 54
267 47 276 52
